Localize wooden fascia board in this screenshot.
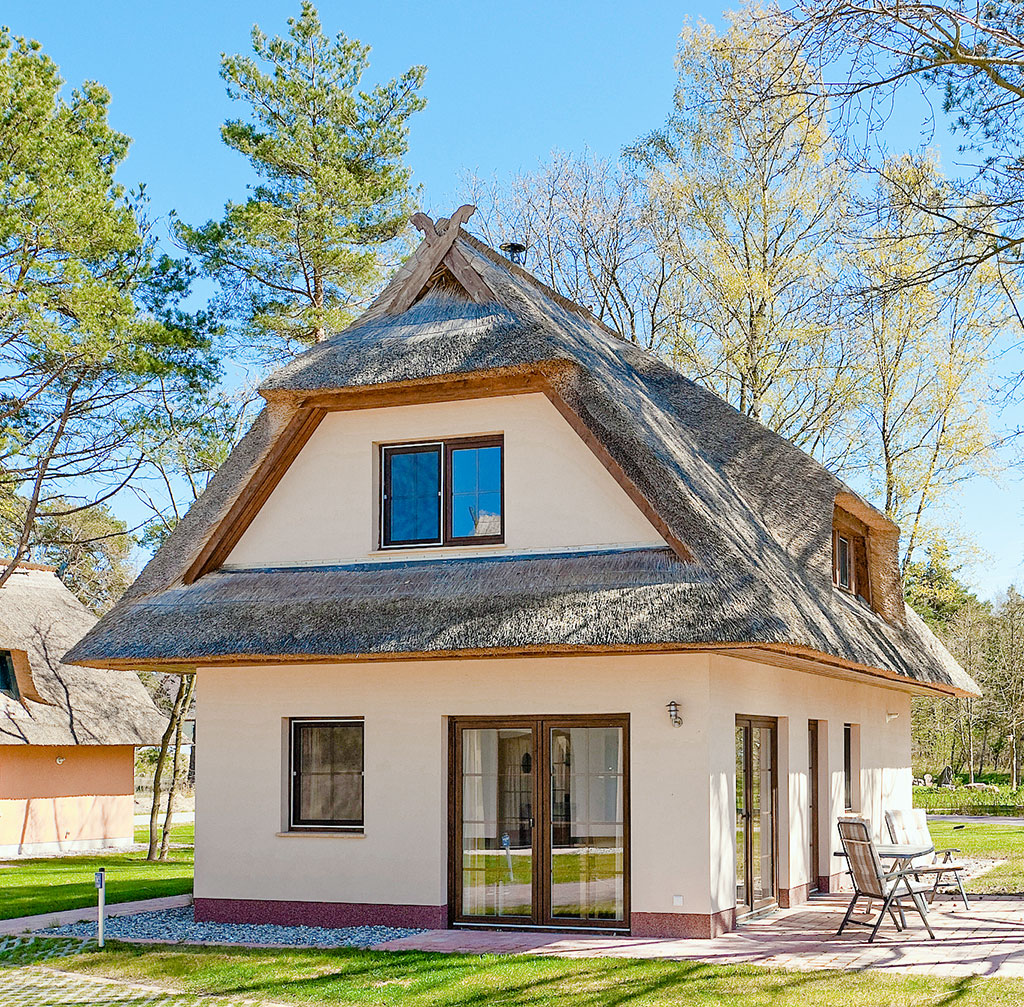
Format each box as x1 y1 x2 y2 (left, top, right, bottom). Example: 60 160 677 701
537 384 695 564
182 407 327 584
82 640 967 697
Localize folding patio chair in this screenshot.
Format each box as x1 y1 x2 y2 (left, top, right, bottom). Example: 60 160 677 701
836 816 936 942
885 808 970 910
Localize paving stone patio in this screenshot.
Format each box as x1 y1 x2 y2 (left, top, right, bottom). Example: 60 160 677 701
374 892 1024 978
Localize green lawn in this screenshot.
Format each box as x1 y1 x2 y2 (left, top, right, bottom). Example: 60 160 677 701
928 820 1024 893
133 822 195 845
0 843 193 921
47 941 1024 1006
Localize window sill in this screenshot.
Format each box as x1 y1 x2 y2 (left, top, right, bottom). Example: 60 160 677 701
276 830 365 838
375 541 506 558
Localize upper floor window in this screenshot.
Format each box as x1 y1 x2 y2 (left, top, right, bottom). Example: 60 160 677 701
381 436 503 548
0 650 18 699
834 533 852 591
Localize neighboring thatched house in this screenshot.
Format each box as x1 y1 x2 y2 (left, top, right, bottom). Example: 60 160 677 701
67 208 978 937
0 564 166 855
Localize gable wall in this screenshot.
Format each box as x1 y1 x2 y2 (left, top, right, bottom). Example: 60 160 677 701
226 393 666 569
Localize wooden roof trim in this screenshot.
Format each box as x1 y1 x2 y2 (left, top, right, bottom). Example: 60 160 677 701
378 206 498 316
283 367 563 412
81 640 968 697
186 366 695 581
538 382 694 564
182 407 327 584
8 649 51 705
185 363 694 582
834 490 899 533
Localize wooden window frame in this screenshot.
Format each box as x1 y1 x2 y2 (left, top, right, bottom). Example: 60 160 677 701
833 531 854 593
288 717 365 832
448 713 630 931
381 441 444 548
380 435 504 550
444 435 505 546
843 722 854 812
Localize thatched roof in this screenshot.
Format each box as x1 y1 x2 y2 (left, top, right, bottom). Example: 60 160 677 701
65 213 978 697
1 565 167 746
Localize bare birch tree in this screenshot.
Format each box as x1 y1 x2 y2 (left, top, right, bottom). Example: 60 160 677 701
847 157 1009 570
463 152 677 352
628 14 858 468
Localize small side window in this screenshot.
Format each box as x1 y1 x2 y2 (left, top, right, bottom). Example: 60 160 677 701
834 533 852 591
290 719 364 831
0 651 18 699
843 723 860 811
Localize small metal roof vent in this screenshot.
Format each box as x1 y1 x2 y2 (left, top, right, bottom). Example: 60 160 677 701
500 241 527 266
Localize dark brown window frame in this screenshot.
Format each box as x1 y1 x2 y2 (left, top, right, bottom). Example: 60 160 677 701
448 713 630 931
843 722 854 812
288 717 365 832
833 530 854 593
380 435 504 549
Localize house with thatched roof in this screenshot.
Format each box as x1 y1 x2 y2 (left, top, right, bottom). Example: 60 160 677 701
1 563 166 856
66 207 978 937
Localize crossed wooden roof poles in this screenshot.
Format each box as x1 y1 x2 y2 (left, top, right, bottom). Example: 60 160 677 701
382 204 498 315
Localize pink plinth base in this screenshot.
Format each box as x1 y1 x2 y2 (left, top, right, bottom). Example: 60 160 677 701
631 909 735 939
193 898 447 930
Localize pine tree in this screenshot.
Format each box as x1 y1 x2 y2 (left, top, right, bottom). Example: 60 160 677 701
177 2 426 358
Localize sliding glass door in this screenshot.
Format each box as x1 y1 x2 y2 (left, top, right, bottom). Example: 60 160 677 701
450 715 629 929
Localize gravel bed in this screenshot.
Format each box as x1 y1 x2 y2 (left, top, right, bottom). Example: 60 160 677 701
40 906 425 948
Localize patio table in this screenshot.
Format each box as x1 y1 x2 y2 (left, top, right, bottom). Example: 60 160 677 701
834 843 934 867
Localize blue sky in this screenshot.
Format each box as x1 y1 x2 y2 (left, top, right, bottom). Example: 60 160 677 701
6 1 1024 597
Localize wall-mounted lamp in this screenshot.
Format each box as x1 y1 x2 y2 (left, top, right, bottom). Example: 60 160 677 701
666 700 683 728
886 712 900 723
55 756 65 765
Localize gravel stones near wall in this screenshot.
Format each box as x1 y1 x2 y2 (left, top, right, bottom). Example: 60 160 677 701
41 906 425 948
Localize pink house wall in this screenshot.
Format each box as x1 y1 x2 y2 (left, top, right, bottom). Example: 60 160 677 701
0 745 135 854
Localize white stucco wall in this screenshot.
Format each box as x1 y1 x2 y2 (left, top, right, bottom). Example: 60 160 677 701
194 652 912 923
225 393 666 568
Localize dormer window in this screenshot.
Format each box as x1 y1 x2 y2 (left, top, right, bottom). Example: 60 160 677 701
0 650 19 699
834 534 852 591
832 509 872 605
381 436 504 548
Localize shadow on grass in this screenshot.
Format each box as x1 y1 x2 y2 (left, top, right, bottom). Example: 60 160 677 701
62 943 1024 1007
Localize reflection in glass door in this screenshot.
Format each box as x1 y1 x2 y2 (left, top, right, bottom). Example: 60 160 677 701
735 717 778 917
549 725 626 923
451 716 629 929
458 725 535 920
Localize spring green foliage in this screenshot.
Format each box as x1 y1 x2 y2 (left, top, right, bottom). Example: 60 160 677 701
177 2 426 357
629 15 854 467
905 542 978 631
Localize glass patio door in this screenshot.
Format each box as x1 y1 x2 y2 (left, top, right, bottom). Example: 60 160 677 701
451 716 629 929
735 716 778 916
